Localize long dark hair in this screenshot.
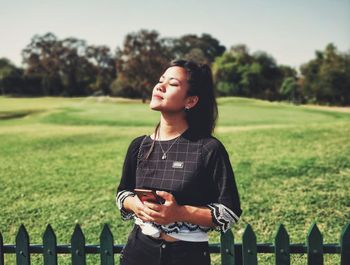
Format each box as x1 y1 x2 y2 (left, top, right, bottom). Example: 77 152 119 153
171 59 218 137
145 59 218 159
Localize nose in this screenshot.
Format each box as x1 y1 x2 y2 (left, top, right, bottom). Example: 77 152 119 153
156 83 165 92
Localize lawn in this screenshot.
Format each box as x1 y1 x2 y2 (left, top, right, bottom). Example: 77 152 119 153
0 96 349 264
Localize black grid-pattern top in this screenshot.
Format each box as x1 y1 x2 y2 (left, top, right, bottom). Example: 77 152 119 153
117 127 242 229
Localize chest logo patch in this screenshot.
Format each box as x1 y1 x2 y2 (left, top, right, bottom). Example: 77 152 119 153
172 161 184 169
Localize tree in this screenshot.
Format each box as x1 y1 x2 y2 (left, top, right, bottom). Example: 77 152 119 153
279 77 303 103
300 43 350 105
212 45 285 100
113 29 171 99
59 37 96 96
212 45 250 96
252 51 283 100
22 33 64 95
86 45 116 95
22 33 97 96
170 33 226 64
0 58 23 95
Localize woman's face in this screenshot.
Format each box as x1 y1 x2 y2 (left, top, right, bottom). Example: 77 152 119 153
150 66 196 113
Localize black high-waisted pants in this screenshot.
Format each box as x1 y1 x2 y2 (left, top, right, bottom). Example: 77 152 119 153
120 225 211 265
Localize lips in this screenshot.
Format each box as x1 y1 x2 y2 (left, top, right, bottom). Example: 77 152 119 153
153 94 163 100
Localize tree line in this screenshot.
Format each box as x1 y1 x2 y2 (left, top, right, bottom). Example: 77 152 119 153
0 30 349 106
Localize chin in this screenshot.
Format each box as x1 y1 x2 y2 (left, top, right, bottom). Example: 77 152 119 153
149 103 161 111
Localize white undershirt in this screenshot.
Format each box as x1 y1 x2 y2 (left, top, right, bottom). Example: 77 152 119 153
135 217 209 242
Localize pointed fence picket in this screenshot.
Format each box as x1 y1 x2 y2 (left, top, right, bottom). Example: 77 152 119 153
0 222 348 265
341 223 350 265
275 224 290 265
242 224 258 265
0 232 4 265
220 228 235 265
307 223 323 265
15 225 30 265
71 225 86 265
100 224 114 265
43 225 57 265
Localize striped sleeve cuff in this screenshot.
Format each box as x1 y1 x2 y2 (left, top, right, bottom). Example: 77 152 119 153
207 203 240 233
116 190 136 221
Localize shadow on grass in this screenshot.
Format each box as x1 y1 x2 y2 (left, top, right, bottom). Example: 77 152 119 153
0 110 44 120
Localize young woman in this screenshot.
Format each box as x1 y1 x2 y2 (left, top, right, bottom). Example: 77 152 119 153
116 60 242 265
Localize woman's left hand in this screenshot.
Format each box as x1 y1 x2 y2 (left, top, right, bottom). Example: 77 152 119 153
143 191 182 225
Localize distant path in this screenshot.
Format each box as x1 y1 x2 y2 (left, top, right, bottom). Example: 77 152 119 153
301 104 350 113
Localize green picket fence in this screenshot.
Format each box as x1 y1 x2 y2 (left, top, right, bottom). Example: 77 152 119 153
0 222 349 265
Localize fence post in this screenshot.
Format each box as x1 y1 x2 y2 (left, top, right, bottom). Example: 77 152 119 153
340 222 350 265
221 229 235 265
100 224 114 265
234 245 243 265
307 223 323 265
0 232 4 265
275 224 290 265
43 224 58 265
71 224 86 265
242 224 257 265
16 224 30 265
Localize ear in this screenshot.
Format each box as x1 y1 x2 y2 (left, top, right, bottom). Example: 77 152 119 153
185 96 199 109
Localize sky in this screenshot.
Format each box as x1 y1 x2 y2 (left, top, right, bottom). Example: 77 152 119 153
0 0 349 69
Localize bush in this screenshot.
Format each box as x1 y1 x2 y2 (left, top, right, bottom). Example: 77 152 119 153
110 77 142 98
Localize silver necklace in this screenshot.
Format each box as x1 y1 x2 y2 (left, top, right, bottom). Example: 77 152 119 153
157 130 181 160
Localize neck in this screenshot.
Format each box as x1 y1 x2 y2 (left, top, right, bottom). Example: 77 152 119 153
155 112 189 140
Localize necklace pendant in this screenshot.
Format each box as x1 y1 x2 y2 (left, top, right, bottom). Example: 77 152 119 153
162 154 167 160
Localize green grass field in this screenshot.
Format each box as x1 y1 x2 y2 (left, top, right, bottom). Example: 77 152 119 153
1 96 349 264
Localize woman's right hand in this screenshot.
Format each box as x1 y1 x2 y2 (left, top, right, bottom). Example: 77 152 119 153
123 196 153 222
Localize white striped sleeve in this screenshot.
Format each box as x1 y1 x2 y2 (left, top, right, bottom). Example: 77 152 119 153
116 190 136 220
207 203 240 232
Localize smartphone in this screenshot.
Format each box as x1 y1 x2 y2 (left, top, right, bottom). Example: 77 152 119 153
134 188 165 204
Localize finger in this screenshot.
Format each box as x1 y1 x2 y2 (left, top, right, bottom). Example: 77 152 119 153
136 204 151 217
138 210 155 222
136 203 148 213
143 206 163 218
134 199 145 210
138 214 152 222
144 202 162 212
156 191 174 201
